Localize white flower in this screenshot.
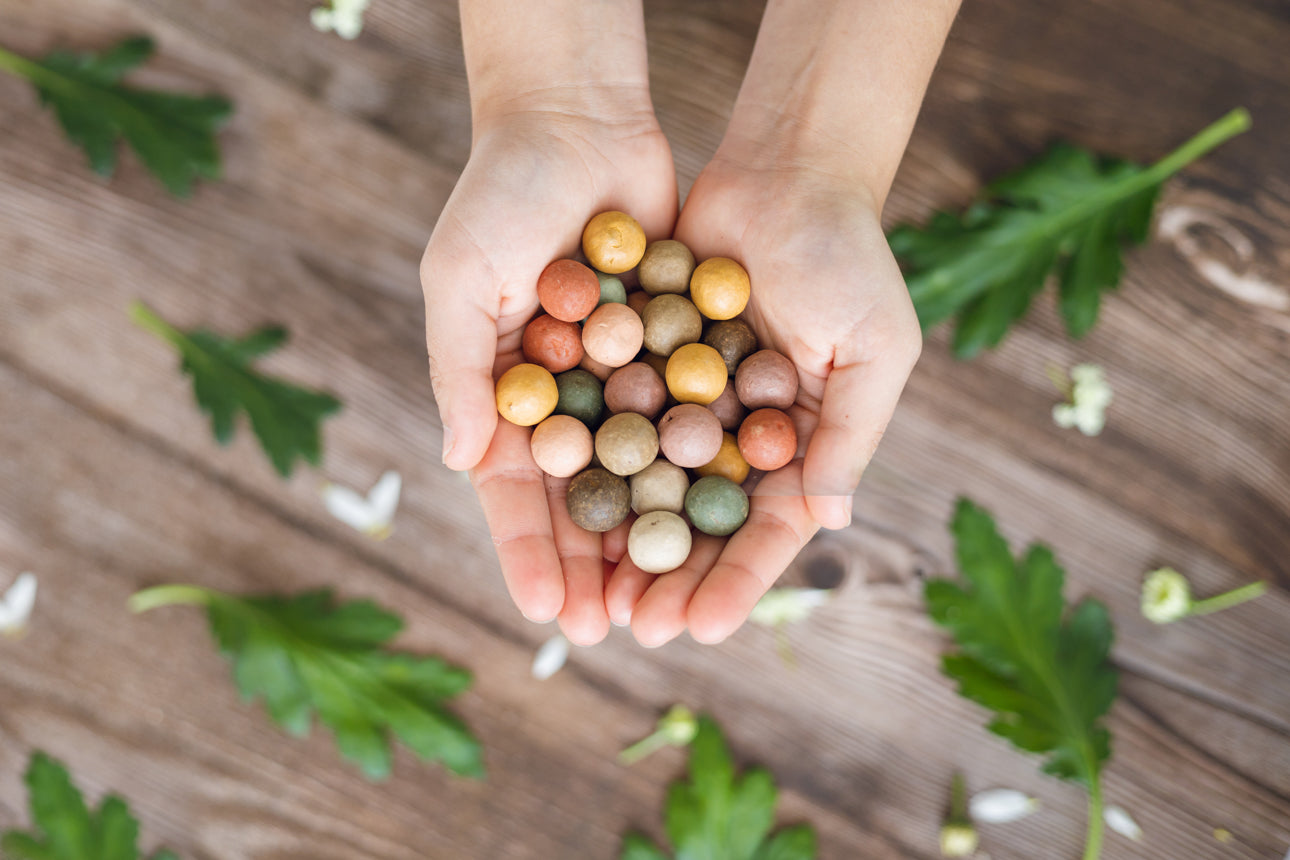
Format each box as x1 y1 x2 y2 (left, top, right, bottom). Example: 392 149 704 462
1141 568 1192 623
322 470 401 539
1103 804 1143 841
969 789 1039 823
310 0 371 39
0 572 37 636
1052 363 1112 436
749 587 831 627
531 634 570 680
939 822 978 857
619 705 698 764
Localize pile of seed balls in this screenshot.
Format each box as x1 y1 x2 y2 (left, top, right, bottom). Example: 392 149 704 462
494 211 798 575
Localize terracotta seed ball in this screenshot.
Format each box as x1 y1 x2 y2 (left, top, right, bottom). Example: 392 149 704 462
638 239 696 295
665 343 728 405
630 458 690 516
522 313 584 373
567 468 632 532
657 403 724 468
735 349 799 410
695 432 751 485
685 475 750 537
554 369 605 427
706 383 746 433
582 303 644 368
642 294 703 357
626 289 652 316
689 257 751 320
530 414 594 478
595 271 628 307
582 211 647 274
703 319 759 376
604 362 667 419
594 412 659 477
495 363 559 427
738 407 798 471
627 510 693 574
537 259 601 323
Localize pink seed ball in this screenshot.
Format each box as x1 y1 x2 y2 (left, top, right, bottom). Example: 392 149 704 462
538 259 601 322
706 383 746 432
582 303 645 368
578 351 614 381
737 408 798 471
604 362 668 419
735 349 799 410
658 403 724 468
530 414 594 478
522 314 584 373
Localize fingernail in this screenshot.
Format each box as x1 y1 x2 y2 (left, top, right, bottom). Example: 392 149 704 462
441 426 455 466
841 497 853 528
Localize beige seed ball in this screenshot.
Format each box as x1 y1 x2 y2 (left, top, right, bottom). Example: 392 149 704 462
627 510 693 574
630 458 690 516
639 240 697 295
595 412 659 476
642 294 703 357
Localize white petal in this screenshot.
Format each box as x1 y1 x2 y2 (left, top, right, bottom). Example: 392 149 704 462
531 634 570 680
1052 403 1078 428
365 471 402 522
0 572 38 633
970 789 1039 823
334 13 364 39
749 587 831 627
322 483 379 532
310 7 335 31
1104 805 1143 841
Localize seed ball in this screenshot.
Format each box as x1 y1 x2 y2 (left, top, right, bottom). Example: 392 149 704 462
735 349 799 410
627 511 693 574
695 432 750 485
665 343 728 405
594 412 659 477
738 408 798 471
595 271 628 307
642 294 703 357
578 351 614 382
582 303 645 368
630 459 690 516
495 363 559 426
582 211 647 274
640 351 670 380
626 290 652 315
537 259 601 322
706 384 746 433
703 319 759 376
530 414 593 478
567 468 631 532
553 369 604 427
685 475 750 537
638 239 696 296
522 314 584 373
689 257 751 320
657 403 724 468
604 362 667 419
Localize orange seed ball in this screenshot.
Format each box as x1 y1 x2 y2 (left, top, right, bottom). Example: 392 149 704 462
537 259 601 322
522 313 584 373
737 408 797 471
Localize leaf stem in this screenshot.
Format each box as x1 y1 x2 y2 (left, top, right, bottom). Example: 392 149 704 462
1136 108 1252 188
1189 580 1266 617
129 584 216 614
0 45 44 81
1083 779 1105 860
129 300 185 347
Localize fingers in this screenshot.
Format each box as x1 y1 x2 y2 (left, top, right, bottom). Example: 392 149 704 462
546 474 611 646
605 551 653 627
628 535 725 648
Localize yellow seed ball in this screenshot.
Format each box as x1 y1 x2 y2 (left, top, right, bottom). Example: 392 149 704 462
695 432 751 485
665 343 728 405
582 211 647 274
495 363 559 426
689 257 750 320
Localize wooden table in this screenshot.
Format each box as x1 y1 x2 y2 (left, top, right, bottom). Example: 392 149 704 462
1 0 1287 857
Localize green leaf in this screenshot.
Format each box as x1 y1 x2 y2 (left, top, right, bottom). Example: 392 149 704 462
891 109 1251 357
924 499 1118 792
129 584 483 780
623 716 816 860
0 36 232 197
129 301 341 478
0 751 177 860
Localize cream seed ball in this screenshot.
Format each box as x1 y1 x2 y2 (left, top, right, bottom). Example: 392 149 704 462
530 415 594 478
627 511 693 574
582 211 647 274
630 459 690 516
689 257 750 320
582 303 645 368
495 363 559 426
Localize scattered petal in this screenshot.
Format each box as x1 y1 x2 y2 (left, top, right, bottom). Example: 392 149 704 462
1104 804 1143 841
749 587 831 627
322 470 401 538
970 789 1039 823
939 822 979 857
531 634 570 680
310 0 371 39
1141 567 1192 624
1212 828 1232 843
0 572 38 635
1052 363 1112 436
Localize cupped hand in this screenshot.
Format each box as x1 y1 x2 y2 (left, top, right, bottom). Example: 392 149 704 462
606 158 923 646
422 99 676 645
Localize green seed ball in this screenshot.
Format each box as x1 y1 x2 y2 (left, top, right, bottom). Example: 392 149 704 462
684 475 750 537
595 271 629 307
554 369 605 428
567 468 631 532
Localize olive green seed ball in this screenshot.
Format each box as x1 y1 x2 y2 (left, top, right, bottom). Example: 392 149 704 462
639 239 697 295
554 369 605 427
642 294 703 357
594 412 659 477
630 458 690 516
702 319 759 376
627 510 693 574
567 468 632 532
685 475 750 537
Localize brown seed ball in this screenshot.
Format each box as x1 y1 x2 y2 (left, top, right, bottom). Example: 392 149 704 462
522 314 584 373
582 211 647 274
657 404 724 468
642 294 703 357
537 259 601 322
702 319 759 376
578 351 614 382
626 290 652 316
640 351 670 380
495 363 559 427
627 511 693 574
604 362 667 419
530 415 594 478
582 303 644 368
689 257 750 320
695 432 750 485
738 408 798 471
594 412 659 476
665 343 728 405
735 349 799 410
567 468 631 532
639 239 696 295
706 384 746 432
630 459 690 516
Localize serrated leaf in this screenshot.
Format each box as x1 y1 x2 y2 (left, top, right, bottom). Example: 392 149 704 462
925 499 1118 792
620 835 670 860
0 36 232 196
891 109 1250 357
130 302 341 478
